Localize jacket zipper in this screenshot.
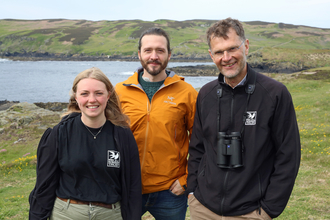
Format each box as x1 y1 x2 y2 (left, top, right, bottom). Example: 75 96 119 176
141 79 180 167
230 92 235 125
141 99 150 169
221 91 234 215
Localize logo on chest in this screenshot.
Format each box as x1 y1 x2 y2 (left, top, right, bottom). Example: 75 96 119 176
245 111 257 125
107 150 120 168
164 96 176 105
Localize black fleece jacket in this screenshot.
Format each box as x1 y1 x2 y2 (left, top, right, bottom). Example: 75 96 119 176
29 113 142 220
187 64 300 218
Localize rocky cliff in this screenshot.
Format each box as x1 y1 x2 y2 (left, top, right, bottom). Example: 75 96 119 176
0 102 61 133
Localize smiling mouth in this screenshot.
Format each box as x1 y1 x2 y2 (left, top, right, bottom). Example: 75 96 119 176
87 106 99 109
223 62 236 67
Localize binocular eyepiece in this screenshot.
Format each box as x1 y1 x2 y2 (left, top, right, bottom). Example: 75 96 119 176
217 132 243 168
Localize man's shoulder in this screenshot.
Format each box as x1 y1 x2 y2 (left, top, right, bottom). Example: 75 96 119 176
252 71 292 103
247 64 282 87
191 78 218 103
115 80 128 90
177 78 198 91
199 78 219 93
256 72 287 92
115 72 139 90
166 72 198 93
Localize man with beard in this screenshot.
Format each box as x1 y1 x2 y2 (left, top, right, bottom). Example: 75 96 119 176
116 27 198 219
186 18 300 219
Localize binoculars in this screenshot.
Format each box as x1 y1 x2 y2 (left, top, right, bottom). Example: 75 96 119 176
217 132 243 168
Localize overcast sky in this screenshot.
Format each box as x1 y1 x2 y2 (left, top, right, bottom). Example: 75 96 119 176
1 0 330 29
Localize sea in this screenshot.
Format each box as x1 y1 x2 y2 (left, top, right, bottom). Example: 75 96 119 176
0 59 217 103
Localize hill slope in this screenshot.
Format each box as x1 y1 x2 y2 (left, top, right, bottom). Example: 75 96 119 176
0 19 330 71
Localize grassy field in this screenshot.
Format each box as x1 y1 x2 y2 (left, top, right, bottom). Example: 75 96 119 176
1 68 330 219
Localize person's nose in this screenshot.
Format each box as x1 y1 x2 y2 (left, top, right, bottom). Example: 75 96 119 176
89 94 97 102
222 51 231 61
150 50 159 60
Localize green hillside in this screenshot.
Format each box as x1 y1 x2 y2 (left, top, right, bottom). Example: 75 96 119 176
0 19 330 69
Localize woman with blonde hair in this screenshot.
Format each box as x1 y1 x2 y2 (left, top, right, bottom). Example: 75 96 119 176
29 67 141 220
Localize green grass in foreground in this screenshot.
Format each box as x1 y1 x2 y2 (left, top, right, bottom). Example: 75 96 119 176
0 156 37 219
1 70 330 219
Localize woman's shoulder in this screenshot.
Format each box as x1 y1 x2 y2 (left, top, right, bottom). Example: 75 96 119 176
57 112 80 128
112 124 135 143
60 112 80 123
113 123 131 134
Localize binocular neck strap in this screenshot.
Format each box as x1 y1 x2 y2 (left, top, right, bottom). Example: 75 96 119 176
240 72 256 148
216 87 222 134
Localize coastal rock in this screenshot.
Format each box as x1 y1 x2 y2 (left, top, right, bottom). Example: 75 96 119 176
0 102 60 127
0 118 8 127
249 61 305 73
0 101 68 112
168 61 306 76
0 100 19 111
34 102 68 112
168 65 218 76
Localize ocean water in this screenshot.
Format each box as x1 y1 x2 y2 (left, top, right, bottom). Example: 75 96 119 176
0 59 217 103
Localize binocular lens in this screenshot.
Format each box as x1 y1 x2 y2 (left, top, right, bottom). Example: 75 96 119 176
217 132 243 168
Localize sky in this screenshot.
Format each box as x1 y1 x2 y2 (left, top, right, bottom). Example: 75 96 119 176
1 0 330 29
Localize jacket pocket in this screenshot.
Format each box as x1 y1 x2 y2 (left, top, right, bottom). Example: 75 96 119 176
174 123 181 164
197 155 206 178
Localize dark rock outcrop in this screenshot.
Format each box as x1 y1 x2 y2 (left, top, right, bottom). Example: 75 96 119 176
168 65 218 76
34 102 68 112
168 62 305 76
0 100 19 111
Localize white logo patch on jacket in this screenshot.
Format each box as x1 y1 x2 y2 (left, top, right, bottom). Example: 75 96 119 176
164 96 176 105
107 150 120 168
245 111 257 125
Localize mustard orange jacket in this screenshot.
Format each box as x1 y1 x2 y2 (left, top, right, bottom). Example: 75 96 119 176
116 69 198 194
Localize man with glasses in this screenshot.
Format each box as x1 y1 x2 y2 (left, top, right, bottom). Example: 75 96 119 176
186 18 300 219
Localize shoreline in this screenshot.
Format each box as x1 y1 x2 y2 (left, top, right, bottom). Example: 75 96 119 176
0 101 68 112
0 55 212 63
1 55 308 74
1 68 327 111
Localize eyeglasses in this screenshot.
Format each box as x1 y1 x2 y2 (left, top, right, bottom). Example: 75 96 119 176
211 41 245 59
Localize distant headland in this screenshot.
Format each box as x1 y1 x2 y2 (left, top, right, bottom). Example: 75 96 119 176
0 19 329 72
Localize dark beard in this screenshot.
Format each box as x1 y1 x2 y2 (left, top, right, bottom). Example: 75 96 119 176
141 59 168 76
